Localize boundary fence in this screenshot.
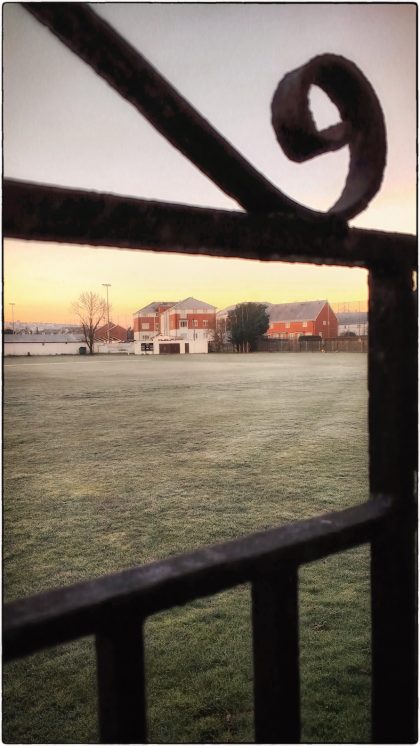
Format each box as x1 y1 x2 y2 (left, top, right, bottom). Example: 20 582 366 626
210 336 368 353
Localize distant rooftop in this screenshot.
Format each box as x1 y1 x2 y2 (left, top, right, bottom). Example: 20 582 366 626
269 300 329 323
134 297 216 315
217 300 329 322
134 301 175 315
168 297 216 311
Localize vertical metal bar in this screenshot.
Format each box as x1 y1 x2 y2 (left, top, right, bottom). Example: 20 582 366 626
96 617 147 743
252 565 300 743
368 264 417 743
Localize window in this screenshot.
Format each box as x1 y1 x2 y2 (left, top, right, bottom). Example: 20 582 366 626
302 322 307 328
142 322 149 330
180 320 187 328
203 320 208 327
193 320 198 327
323 320 327 326
285 323 290 329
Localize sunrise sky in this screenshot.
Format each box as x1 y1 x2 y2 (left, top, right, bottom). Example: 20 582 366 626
3 3 416 327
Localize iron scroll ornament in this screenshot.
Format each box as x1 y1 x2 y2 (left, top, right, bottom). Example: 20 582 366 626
23 6 386 223
272 54 387 221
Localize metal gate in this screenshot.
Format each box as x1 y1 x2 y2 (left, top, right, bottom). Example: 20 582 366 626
3 4 417 743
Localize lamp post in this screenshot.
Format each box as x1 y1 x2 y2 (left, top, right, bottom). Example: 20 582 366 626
102 284 111 343
9 303 15 334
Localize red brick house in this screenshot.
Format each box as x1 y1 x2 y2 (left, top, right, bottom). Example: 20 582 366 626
133 302 176 341
95 322 129 342
266 300 338 339
133 297 216 353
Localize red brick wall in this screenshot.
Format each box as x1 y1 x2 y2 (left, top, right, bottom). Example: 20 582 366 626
133 315 157 332
314 305 338 338
170 314 179 330
267 320 316 337
157 305 173 315
170 312 215 330
135 308 216 333
188 312 215 328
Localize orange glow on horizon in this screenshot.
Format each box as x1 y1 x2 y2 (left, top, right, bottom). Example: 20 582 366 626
4 238 370 327
3 5 414 328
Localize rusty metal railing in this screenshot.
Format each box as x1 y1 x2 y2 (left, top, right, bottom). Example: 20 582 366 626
3 4 417 743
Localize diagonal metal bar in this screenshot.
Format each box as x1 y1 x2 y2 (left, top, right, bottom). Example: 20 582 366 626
24 2 319 219
3 180 416 270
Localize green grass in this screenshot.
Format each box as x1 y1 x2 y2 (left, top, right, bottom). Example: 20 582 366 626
3 353 370 742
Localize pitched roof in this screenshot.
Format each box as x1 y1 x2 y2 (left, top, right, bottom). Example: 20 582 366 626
96 322 126 331
134 301 175 315
168 297 216 311
95 323 128 341
269 300 328 322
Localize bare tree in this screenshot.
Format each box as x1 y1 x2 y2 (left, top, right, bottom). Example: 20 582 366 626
72 292 107 354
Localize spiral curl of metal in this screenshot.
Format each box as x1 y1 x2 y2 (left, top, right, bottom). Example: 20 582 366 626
271 54 387 220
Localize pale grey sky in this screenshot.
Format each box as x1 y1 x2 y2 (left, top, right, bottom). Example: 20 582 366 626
4 3 416 226
3 3 417 325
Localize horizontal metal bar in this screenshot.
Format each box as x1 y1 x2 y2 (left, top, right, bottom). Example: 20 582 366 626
3 180 416 270
24 3 316 219
252 566 300 743
4 496 391 662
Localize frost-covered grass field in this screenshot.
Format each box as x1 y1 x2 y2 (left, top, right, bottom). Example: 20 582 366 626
4 353 370 743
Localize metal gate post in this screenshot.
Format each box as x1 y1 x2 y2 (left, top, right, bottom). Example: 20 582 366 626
368 265 417 743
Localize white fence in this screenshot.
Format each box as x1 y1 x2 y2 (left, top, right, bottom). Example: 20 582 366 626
94 342 135 354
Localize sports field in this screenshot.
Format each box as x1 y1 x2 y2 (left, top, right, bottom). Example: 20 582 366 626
4 353 370 743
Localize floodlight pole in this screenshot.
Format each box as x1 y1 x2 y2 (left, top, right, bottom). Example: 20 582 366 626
9 303 15 334
102 284 111 343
